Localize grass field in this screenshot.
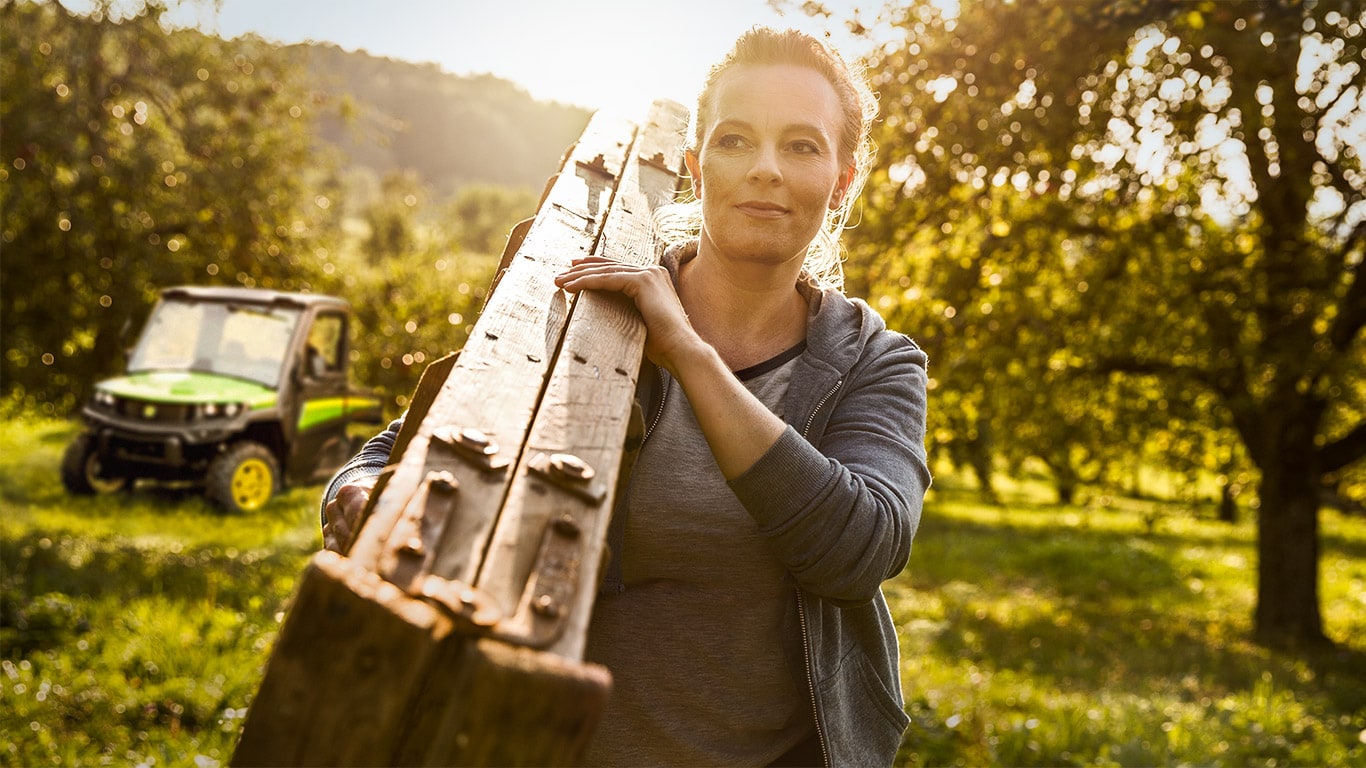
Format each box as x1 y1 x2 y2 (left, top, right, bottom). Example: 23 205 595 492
3 415 1364 766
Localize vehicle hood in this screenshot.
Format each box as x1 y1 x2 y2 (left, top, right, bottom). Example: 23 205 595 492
98 371 279 407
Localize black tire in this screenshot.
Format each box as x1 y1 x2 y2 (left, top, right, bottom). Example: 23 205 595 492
206 441 279 513
60 433 127 495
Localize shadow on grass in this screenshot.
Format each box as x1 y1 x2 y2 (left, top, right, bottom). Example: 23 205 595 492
0 528 312 655
1321 523 1366 561
896 508 1366 718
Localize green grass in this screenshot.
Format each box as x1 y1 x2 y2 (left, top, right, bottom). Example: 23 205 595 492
2 417 1364 766
1 416 318 766
891 474 1366 766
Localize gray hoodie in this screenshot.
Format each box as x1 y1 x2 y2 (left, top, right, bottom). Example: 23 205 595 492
322 244 930 766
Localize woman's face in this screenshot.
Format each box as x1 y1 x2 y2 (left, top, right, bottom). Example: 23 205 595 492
687 64 851 273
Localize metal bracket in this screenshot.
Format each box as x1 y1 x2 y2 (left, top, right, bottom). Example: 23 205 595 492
431 426 511 473
377 469 459 592
416 574 504 631
492 512 584 649
528 451 607 504
374 466 505 633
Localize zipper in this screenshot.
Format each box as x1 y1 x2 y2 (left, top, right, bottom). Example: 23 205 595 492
797 379 841 765
796 589 831 767
802 379 843 440
642 367 668 444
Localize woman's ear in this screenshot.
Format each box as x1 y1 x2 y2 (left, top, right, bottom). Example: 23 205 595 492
684 150 702 197
828 164 855 210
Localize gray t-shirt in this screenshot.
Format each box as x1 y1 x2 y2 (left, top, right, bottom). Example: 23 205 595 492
584 345 813 766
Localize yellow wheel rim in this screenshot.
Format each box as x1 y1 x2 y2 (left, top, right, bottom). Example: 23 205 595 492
230 457 273 511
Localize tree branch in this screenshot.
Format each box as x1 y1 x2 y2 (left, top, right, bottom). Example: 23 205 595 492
1085 355 1208 387
1320 421 1366 474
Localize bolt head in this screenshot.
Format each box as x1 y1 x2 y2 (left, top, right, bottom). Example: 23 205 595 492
553 514 581 538
532 594 561 618
429 470 459 493
549 452 594 480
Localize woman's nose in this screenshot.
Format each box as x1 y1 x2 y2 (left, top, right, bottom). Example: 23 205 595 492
747 144 782 184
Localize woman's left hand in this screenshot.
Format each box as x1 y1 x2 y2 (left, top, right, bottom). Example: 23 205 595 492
553 256 703 374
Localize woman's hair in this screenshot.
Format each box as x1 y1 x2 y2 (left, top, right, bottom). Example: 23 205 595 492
654 26 878 291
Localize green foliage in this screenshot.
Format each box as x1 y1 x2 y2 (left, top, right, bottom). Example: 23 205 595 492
1 0 336 413
361 171 424 262
0 1 566 423
448 184 540 256
840 0 1365 643
313 177 528 415
3 417 1363 766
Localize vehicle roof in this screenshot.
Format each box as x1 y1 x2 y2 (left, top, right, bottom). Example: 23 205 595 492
159 285 349 310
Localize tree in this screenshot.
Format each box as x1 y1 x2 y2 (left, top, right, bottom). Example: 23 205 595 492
833 0 1364 646
362 171 424 262
317 174 496 414
1 0 334 413
447 184 539 256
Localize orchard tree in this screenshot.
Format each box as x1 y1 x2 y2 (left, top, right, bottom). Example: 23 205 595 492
362 171 425 262
1 0 334 412
319 171 499 413
447 183 539 256
831 0 1364 646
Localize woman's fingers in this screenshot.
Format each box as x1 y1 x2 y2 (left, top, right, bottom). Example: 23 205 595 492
554 258 672 306
322 477 377 553
554 258 654 290
553 258 697 373
321 503 351 552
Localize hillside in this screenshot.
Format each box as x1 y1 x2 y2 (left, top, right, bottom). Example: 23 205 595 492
293 43 593 200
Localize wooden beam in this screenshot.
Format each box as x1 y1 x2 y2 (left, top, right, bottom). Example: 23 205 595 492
232 100 689 766
476 100 690 660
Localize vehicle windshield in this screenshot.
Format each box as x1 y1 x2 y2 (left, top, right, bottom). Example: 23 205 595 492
127 297 302 387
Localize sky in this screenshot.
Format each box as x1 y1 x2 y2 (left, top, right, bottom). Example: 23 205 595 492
152 0 885 118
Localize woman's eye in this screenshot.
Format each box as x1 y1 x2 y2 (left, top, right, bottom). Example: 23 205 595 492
791 141 821 154
715 134 746 149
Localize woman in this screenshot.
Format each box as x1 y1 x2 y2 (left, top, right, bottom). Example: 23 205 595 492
324 27 929 767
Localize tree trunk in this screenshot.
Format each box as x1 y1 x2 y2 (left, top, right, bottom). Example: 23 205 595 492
1218 481 1238 524
1253 429 1328 647
965 434 1000 506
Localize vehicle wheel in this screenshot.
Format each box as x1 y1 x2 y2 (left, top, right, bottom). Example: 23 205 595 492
206 441 279 513
60 433 127 495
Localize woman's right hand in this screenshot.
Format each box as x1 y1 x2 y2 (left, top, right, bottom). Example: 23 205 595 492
553 256 704 375
322 475 378 553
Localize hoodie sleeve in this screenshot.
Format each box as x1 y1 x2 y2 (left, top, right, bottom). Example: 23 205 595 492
318 415 405 528
729 335 930 605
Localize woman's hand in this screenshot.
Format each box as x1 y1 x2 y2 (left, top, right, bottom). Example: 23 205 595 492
322 475 378 553
553 257 704 375
556 255 786 479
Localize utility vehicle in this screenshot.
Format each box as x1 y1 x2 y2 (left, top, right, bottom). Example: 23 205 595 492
62 286 383 512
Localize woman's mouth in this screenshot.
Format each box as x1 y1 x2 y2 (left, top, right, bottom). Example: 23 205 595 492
736 201 789 218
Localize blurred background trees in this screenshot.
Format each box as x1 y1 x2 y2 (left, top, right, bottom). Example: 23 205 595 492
1 0 586 415
826 0 1364 646
2 0 331 412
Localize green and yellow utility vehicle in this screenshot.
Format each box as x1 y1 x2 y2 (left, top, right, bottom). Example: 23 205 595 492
62 286 384 512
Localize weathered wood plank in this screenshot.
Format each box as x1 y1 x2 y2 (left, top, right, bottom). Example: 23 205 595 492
232 550 454 766
234 100 690 767
475 100 691 660
394 639 611 766
346 110 639 589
